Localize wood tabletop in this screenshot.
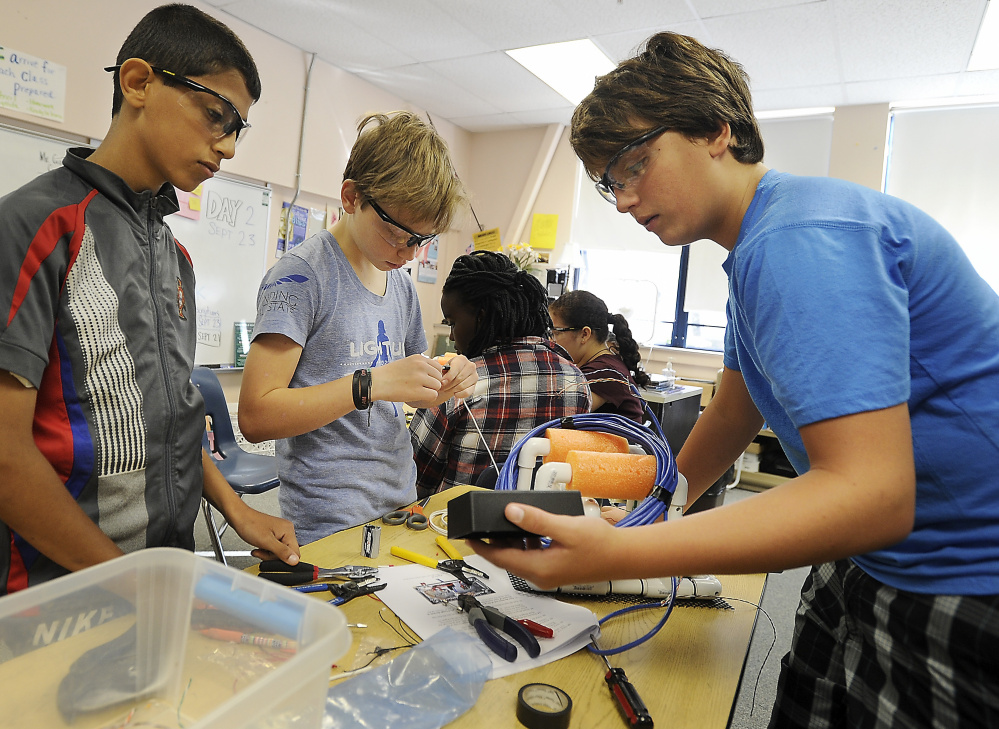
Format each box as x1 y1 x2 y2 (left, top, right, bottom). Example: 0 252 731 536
282 485 767 729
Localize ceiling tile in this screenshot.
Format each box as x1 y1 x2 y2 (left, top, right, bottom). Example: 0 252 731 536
353 64 500 119
221 0 416 71
833 0 986 80
690 0 818 19
844 74 961 106
549 0 695 37
702 3 841 89
449 112 539 133
751 83 847 112
430 0 582 50
593 21 711 62
512 108 576 127
427 52 573 112
954 69 999 98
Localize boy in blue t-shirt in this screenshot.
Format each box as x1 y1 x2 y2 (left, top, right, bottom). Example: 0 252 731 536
472 32 999 728
0 4 300 594
238 112 477 544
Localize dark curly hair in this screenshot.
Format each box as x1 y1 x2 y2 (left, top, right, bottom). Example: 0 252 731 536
442 251 551 359
549 290 651 388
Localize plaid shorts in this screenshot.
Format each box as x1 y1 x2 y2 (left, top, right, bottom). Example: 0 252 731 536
769 560 999 729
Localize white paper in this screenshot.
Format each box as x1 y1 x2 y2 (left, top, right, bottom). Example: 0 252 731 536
377 554 599 679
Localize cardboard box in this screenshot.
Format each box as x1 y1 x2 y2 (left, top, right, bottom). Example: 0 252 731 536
0 548 349 729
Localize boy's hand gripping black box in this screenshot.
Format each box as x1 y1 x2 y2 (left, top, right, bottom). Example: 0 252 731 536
447 490 585 540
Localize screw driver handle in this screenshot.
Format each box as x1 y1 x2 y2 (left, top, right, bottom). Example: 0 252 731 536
604 667 653 726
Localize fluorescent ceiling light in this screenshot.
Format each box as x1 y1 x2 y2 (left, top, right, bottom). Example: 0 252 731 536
507 39 615 104
755 107 836 120
891 94 999 110
968 0 999 71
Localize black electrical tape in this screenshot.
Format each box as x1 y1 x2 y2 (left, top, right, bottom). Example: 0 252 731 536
517 683 572 729
649 484 674 507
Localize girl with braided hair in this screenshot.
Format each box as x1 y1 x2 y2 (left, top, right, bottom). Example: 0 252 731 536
410 250 590 495
549 290 650 422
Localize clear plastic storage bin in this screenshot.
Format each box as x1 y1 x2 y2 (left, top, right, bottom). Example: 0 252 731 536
0 548 350 729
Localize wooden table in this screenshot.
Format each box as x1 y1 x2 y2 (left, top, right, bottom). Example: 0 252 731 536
285 485 767 729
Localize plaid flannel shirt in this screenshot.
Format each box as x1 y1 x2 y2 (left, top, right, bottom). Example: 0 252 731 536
410 337 591 494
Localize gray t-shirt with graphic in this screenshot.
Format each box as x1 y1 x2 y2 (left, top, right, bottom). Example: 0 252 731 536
253 230 427 543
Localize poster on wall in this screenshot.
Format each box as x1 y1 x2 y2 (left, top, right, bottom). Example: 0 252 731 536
0 46 66 122
276 202 308 256
528 213 558 250
472 227 502 252
417 239 438 283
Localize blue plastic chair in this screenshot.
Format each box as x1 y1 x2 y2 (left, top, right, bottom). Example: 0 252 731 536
191 366 280 564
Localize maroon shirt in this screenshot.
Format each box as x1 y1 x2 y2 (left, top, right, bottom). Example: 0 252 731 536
580 353 645 423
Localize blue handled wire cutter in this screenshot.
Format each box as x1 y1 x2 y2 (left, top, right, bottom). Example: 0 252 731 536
456 593 542 662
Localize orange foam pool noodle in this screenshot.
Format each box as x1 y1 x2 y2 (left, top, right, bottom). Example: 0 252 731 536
565 451 657 501
543 429 628 464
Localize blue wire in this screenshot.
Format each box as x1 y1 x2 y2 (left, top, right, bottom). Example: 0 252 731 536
495 387 677 526
495 389 681 653
588 577 679 656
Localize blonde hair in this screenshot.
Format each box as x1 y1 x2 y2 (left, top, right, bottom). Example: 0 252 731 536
343 111 466 233
571 32 764 180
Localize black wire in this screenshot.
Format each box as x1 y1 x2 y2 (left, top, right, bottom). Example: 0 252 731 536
335 646 402 675
379 609 419 647
721 596 777 717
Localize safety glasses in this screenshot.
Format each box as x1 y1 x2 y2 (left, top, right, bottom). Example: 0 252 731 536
369 199 438 249
594 125 669 204
105 65 251 144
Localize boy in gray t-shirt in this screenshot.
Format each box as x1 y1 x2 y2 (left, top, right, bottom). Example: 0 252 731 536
239 112 475 544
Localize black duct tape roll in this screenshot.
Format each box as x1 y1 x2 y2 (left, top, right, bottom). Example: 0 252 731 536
517 683 572 729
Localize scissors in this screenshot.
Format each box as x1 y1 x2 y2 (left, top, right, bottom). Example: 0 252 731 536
455 593 542 662
390 535 489 587
256 560 378 586
382 495 432 530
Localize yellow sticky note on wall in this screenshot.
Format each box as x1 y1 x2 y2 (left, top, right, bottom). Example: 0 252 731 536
473 227 502 252
528 213 558 250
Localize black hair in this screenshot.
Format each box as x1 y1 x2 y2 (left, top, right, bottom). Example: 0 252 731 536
549 290 651 388
442 251 552 359
111 4 261 115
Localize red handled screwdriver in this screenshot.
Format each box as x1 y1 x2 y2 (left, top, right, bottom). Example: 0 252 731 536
596 649 654 727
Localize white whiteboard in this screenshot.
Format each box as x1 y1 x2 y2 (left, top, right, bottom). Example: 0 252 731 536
0 123 73 197
167 179 271 365
0 122 271 365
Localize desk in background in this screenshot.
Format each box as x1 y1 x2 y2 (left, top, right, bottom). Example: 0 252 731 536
273 485 766 729
640 385 702 455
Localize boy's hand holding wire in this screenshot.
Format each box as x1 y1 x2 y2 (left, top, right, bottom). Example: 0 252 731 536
435 354 477 403
403 354 477 408
370 354 446 405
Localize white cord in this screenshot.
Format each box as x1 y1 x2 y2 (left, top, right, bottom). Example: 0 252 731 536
428 509 448 535
462 399 500 474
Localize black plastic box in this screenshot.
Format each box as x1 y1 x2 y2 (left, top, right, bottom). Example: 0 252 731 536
447 490 585 540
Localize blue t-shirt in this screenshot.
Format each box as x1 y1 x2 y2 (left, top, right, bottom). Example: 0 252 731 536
253 230 427 544
723 170 999 595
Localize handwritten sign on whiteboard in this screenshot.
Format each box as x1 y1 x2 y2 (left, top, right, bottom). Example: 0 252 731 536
0 46 67 122
167 177 272 365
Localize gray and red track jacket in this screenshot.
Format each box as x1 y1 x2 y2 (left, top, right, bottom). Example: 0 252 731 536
0 148 205 594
